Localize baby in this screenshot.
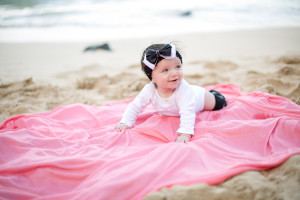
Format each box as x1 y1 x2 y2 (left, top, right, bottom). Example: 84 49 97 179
116 43 227 143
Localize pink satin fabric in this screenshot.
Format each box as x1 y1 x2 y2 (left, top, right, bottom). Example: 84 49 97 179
0 84 300 200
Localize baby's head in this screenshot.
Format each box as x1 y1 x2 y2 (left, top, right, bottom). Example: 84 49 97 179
141 43 183 80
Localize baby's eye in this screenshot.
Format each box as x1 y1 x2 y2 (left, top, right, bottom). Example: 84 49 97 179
162 69 168 73
176 65 181 69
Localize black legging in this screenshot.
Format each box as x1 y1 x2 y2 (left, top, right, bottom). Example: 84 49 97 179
209 90 227 110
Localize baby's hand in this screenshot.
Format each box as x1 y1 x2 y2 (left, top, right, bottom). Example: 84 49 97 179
115 123 131 131
176 133 192 143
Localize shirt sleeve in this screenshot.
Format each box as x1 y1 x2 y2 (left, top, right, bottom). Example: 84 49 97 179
176 80 197 135
120 83 154 127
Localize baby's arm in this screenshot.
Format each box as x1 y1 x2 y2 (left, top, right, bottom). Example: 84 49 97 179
115 101 142 131
115 83 153 131
176 80 197 143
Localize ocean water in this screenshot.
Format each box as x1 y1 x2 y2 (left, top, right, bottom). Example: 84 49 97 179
0 0 300 42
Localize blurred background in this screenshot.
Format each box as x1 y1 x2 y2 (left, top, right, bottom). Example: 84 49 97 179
0 0 300 42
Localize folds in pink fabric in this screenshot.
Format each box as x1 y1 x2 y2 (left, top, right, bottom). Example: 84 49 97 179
0 84 300 200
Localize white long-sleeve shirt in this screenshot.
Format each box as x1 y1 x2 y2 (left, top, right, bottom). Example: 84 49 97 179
120 79 205 135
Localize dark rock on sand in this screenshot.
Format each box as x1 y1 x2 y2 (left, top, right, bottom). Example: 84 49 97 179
180 10 192 17
84 43 111 52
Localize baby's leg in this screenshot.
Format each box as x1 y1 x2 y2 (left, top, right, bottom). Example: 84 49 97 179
203 91 216 111
203 90 227 111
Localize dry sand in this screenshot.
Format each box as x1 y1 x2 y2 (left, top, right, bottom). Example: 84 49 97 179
1 27 300 199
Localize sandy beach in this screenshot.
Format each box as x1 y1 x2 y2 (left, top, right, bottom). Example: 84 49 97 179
1 27 300 199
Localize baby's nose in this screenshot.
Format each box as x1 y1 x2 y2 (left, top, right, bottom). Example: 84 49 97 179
170 68 178 75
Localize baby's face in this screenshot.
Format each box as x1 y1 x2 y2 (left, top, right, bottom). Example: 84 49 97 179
152 57 183 94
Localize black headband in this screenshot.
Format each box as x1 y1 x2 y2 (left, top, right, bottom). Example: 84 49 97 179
142 44 176 70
